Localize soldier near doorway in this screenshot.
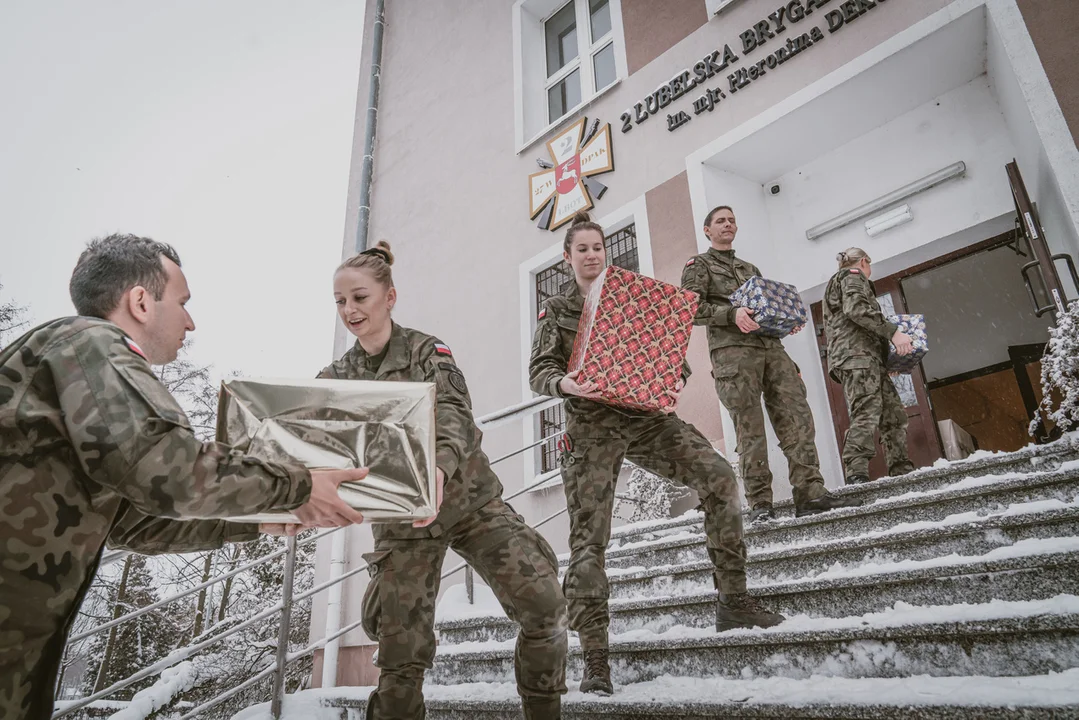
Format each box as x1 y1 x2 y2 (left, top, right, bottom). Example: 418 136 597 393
681 206 858 523
823 248 917 485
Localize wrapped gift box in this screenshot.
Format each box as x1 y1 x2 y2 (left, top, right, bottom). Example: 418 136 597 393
569 265 698 412
729 276 808 338
886 314 929 374
938 418 977 461
216 377 436 524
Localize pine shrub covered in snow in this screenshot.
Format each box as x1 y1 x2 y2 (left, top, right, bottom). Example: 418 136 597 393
616 464 690 523
1035 299 1079 433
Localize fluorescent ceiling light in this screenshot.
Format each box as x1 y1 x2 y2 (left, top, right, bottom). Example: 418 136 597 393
806 161 966 241
865 204 913 237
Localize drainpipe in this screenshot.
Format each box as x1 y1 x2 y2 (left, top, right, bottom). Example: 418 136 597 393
354 0 386 253
323 0 387 689
320 527 349 688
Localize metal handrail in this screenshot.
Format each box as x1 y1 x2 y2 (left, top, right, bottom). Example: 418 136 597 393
55 393 565 719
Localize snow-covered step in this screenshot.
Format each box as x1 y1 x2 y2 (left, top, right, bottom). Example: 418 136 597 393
604 438 1079 548
238 671 1079 720
599 500 1079 586
437 544 1079 645
427 596 1079 688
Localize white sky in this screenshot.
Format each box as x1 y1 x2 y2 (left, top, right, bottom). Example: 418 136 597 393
0 1 364 379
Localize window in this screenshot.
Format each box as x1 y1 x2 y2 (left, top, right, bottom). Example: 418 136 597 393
514 0 627 149
534 223 639 473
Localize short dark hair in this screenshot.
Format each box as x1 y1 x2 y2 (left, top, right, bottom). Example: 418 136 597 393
703 205 734 227
69 234 182 318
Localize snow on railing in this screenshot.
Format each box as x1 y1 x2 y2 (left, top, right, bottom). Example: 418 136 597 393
56 394 567 720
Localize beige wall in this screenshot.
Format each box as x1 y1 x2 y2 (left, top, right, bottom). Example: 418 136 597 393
1015 0 1079 144
622 0 709 74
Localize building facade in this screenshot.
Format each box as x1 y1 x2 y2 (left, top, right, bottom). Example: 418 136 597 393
312 0 1079 686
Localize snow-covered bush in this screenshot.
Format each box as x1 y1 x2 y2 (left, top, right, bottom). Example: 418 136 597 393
1034 300 1079 433
616 464 691 523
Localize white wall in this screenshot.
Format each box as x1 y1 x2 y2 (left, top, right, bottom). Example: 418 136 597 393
902 245 1054 382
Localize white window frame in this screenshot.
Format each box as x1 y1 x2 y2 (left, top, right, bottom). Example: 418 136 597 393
513 0 628 153
706 0 743 16
516 194 654 489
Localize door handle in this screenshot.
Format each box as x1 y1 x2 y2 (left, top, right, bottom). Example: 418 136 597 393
1021 260 1056 318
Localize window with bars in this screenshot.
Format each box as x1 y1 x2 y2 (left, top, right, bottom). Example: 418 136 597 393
534 223 639 473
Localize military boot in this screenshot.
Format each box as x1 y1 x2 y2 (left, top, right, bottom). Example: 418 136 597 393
579 649 613 695
716 592 785 632
748 502 776 524
795 491 861 517
888 461 916 477
845 473 871 485
523 698 561 720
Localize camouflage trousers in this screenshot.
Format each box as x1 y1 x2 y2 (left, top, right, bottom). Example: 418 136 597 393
560 411 747 651
835 362 912 478
361 497 567 719
710 346 828 508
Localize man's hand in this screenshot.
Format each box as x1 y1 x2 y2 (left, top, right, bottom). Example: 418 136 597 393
413 467 445 528
891 330 914 357
293 468 368 527
734 307 760 334
260 523 305 537
558 370 604 399
790 323 805 336
663 379 685 415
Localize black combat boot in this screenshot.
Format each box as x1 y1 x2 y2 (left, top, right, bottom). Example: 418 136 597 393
579 648 613 695
795 491 861 517
523 697 561 720
844 473 872 485
716 592 785 632
748 502 776 524
888 461 916 477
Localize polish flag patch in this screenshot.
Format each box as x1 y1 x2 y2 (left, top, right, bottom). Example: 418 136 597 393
685 258 695 266
849 268 861 274
434 343 453 356
538 308 547 320
123 336 147 360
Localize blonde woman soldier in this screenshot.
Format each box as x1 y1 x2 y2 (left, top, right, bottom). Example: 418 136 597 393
822 248 916 485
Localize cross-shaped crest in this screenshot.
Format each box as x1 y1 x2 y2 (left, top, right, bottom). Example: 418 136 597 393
528 117 614 231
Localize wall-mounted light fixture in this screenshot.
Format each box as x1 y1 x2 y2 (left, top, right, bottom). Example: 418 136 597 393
806 161 966 241
865 204 913 237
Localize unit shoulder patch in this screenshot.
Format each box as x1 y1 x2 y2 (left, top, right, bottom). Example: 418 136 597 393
439 361 468 394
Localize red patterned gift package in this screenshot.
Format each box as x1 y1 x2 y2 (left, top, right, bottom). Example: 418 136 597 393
568 265 699 412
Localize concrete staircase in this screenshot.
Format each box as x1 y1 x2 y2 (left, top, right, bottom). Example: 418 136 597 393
248 437 1079 719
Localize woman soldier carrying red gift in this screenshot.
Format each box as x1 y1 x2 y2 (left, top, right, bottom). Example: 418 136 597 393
529 212 784 696
822 247 916 485
319 241 568 720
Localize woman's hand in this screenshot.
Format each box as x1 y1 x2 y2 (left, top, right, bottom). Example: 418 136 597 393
558 370 604 399
891 330 914 357
663 379 685 414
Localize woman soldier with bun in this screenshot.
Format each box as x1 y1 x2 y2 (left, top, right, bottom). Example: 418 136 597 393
529 213 784 696
319 241 568 720
822 247 916 485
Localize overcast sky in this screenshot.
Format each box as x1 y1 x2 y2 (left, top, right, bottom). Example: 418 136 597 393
0 1 364 379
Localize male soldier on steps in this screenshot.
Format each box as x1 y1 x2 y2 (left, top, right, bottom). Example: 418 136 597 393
681 206 859 523
0 235 367 720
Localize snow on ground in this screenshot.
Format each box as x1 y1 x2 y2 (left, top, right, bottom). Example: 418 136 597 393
108 661 197 720
435 582 506 622
232 669 1079 717
438 594 1079 654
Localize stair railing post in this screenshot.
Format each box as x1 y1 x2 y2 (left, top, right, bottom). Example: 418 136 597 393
270 535 298 719
465 565 474 604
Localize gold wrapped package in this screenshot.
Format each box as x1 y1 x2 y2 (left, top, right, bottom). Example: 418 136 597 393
216 377 437 524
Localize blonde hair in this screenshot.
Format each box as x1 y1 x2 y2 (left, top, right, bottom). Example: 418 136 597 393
836 247 870 269
336 240 395 287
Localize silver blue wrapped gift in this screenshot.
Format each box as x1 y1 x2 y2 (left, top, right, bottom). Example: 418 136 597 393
729 276 808 338
215 377 437 524
886 314 929 374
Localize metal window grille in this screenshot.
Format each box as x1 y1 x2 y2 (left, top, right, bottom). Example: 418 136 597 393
535 223 638 472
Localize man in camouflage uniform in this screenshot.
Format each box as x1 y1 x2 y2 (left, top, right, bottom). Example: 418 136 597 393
0 235 366 720
681 206 858 522
822 251 916 484
320 319 567 720
530 277 783 695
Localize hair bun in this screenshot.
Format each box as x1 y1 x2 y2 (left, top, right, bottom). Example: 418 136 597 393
374 240 394 266
836 251 848 264
571 210 593 226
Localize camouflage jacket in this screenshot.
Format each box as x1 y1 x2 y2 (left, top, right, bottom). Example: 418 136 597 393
822 268 899 379
318 322 502 540
529 281 685 433
680 247 780 352
0 318 312 696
